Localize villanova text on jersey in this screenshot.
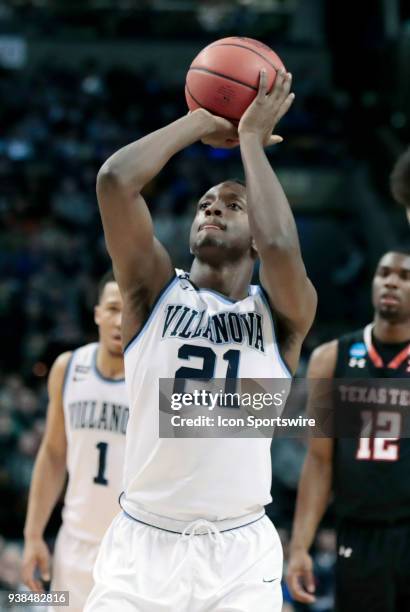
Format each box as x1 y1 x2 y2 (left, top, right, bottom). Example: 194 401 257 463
68 400 129 434
162 304 264 352
121 272 291 524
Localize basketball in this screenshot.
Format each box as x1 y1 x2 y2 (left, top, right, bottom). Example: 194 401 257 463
185 36 285 123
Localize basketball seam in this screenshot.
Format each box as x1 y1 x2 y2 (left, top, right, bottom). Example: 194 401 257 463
185 84 239 122
188 66 258 92
204 42 282 72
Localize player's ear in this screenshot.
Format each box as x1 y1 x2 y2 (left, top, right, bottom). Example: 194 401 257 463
94 305 101 326
251 238 258 259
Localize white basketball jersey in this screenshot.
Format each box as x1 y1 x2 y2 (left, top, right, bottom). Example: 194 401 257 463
122 272 291 523
62 343 129 543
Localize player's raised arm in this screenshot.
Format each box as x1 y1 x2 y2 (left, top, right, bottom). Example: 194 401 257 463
238 69 317 372
22 352 70 593
286 341 337 603
96 110 239 319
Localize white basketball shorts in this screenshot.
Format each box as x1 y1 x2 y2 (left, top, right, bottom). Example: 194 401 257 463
84 510 283 612
51 525 100 612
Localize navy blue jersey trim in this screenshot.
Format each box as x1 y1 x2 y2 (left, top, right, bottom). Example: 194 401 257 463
258 286 293 378
121 508 265 535
92 345 125 383
124 273 177 354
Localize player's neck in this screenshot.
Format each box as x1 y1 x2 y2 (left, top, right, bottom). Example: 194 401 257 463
373 316 410 344
189 259 252 300
96 345 124 380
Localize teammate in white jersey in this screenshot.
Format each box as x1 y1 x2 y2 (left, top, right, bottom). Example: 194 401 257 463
86 69 317 611
22 272 129 611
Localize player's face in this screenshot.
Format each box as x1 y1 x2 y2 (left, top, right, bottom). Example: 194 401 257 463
94 282 123 356
189 182 254 263
372 252 410 322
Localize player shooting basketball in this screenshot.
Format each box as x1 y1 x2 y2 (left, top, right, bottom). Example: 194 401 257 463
22 272 128 612
85 69 317 612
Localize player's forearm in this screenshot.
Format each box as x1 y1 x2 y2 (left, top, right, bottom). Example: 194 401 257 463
98 110 211 192
289 452 332 553
239 134 300 255
24 446 67 539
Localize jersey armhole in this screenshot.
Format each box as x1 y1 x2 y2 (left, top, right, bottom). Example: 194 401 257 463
258 285 293 378
124 273 178 355
62 351 76 402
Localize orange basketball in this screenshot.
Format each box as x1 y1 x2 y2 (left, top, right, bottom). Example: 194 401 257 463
185 37 285 123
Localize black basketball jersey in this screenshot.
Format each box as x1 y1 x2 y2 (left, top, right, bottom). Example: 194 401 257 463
333 325 410 523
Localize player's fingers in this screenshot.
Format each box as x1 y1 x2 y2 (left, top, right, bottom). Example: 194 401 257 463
269 67 286 98
274 92 295 122
271 70 292 104
38 554 51 582
256 69 268 100
304 568 316 594
22 560 43 593
287 572 316 604
266 135 283 146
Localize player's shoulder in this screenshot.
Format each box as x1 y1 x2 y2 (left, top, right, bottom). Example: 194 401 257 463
308 328 366 377
50 343 97 379
52 350 73 374
310 339 338 361
308 339 339 378
336 327 364 346
72 341 98 360
47 350 74 395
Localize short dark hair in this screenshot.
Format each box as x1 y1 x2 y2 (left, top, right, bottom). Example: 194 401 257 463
225 177 246 188
390 147 410 208
382 244 410 258
98 269 116 302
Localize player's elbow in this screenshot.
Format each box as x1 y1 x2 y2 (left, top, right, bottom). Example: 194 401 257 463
41 439 67 467
97 162 121 192
308 444 333 470
97 159 145 197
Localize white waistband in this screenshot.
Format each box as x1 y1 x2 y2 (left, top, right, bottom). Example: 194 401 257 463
119 495 265 535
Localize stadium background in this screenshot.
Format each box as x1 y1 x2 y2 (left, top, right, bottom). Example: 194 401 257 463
0 0 409 609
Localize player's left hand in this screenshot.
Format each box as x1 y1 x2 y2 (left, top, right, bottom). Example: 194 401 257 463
193 108 282 149
192 109 239 149
238 68 294 146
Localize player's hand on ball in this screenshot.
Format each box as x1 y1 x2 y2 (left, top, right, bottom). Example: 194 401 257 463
193 109 240 149
286 548 316 604
22 537 51 593
238 68 294 146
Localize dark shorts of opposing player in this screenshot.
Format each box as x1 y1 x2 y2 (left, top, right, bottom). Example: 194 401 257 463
335 519 410 612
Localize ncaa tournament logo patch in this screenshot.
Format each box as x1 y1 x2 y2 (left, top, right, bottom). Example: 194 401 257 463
349 342 367 368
